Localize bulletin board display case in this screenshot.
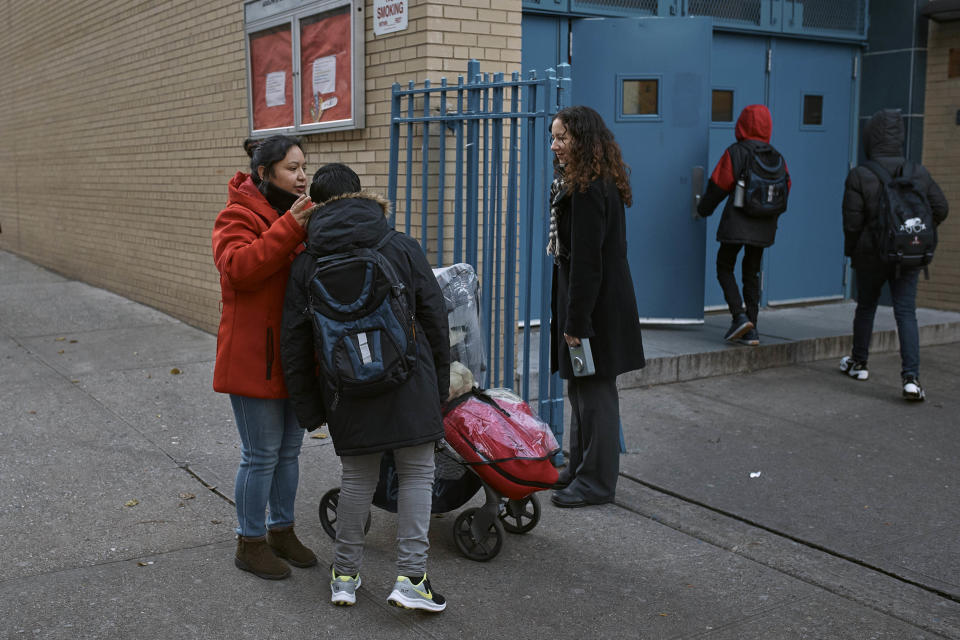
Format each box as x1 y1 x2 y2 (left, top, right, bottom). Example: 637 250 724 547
245 0 364 135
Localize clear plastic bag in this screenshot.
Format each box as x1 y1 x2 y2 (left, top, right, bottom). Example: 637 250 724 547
433 263 486 389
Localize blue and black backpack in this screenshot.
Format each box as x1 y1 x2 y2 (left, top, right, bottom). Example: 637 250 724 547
307 230 417 408
736 140 789 218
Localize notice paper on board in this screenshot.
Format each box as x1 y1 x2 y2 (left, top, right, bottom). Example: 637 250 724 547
312 56 336 96
265 71 286 107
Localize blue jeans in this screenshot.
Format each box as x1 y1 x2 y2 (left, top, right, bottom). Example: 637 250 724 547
230 395 304 538
852 266 920 379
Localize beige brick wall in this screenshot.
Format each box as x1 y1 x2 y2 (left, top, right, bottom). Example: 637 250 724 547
920 20 960 311
0 0 521 333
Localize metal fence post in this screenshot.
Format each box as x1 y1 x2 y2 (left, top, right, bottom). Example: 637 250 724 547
536 68 555 435
404 80 415 237
465 60 481 269
388 82 401 228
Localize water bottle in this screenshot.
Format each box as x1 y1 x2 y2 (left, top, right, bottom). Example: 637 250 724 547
733 178 746 208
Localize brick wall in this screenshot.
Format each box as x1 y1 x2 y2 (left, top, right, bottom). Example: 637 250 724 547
0 0 522 333
920 19 960 311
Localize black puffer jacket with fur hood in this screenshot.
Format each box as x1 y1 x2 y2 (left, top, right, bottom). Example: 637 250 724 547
280 192 450 456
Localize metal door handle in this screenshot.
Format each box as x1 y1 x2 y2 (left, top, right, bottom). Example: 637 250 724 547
691 165 704 219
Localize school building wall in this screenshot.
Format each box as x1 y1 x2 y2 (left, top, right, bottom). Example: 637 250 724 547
0 0 522 334
920 18 960 311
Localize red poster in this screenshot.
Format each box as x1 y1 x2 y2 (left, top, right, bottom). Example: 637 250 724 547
300 9 352 125
249 25 294 131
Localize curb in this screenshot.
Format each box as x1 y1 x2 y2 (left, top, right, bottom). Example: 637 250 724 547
520 321 960 398
621 321 960 389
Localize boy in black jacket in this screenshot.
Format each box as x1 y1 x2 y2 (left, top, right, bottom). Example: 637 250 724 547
840 109 948 400
281 163 451 611
698 104 791 346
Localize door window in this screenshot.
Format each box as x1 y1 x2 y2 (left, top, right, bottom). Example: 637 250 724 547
712 89 735 122
618 76 661 120
802 94 824 127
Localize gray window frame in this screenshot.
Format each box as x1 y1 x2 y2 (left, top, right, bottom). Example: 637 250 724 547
244 0 365 136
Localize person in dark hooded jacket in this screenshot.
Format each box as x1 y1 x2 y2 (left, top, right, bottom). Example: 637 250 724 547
839 109 948 400
698 104 791 346
281 163 450 612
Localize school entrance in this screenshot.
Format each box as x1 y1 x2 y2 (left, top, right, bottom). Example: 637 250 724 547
522 1 866 320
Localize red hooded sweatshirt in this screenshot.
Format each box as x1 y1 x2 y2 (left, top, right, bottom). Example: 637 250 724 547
212 172 306 398
709 104 791 192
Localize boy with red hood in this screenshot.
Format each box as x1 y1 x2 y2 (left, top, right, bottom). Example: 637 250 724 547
697 104 791 345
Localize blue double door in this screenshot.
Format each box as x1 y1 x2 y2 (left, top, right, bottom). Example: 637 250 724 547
524 16 712 321
522 16 858 319
704 34 857 308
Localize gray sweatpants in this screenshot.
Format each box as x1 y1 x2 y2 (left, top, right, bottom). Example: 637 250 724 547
334 442 435 578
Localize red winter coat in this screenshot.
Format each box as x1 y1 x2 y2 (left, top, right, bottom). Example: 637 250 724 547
212 172 306 398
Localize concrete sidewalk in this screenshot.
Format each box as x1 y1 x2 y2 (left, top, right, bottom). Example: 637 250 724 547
2 249 959 640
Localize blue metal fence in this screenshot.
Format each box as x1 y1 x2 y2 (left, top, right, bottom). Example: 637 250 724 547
388 60 571 437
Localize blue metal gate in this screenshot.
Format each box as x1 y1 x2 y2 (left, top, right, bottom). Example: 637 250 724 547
387 60 570 435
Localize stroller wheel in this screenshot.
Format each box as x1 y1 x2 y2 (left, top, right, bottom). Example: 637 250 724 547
499 495 541 534
453 507 504 561
318 488 371 540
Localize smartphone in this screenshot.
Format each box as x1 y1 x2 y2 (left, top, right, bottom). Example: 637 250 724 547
568 338 596 377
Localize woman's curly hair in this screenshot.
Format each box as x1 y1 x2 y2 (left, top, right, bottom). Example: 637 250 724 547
553 105 632 207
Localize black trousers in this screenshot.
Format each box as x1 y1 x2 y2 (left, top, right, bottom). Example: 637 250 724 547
716 242 763 324
566 375 620 501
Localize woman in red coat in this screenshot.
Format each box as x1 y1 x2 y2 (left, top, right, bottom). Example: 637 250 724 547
212 135 318 579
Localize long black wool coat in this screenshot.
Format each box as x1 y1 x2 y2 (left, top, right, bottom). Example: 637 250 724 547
550 177 645 380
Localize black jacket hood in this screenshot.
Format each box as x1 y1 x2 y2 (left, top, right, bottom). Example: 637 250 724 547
863 109 905 160
306 192 392 253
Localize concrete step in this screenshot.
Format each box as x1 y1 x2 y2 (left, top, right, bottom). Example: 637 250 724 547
513 302 960 399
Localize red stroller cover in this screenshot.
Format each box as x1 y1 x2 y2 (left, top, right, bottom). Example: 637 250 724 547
443 389 560 500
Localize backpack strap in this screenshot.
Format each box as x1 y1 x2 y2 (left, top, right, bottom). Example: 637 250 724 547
734 139 759 175
863 160 895 184
369 229 408 302
374 229 399 251
735 139 780 176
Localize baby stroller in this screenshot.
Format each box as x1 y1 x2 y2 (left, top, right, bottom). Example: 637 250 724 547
317 264 560 561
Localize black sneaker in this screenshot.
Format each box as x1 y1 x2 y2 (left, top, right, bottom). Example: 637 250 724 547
724 313 754 342
737 327 760 346
839 356 869 380
902 376 925 401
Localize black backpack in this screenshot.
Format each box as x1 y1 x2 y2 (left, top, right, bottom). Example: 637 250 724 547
306 230 417 408
736 141 789 217
863 161 937 275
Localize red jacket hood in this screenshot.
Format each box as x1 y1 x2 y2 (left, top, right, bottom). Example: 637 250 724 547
226 171 274 219
735 105 772 143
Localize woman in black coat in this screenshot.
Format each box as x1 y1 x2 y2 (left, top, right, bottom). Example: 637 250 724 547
548 105 645 508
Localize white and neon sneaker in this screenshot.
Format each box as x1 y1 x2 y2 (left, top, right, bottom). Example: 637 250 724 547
840 356 869 380
330 566 361 606
387 574 447 613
